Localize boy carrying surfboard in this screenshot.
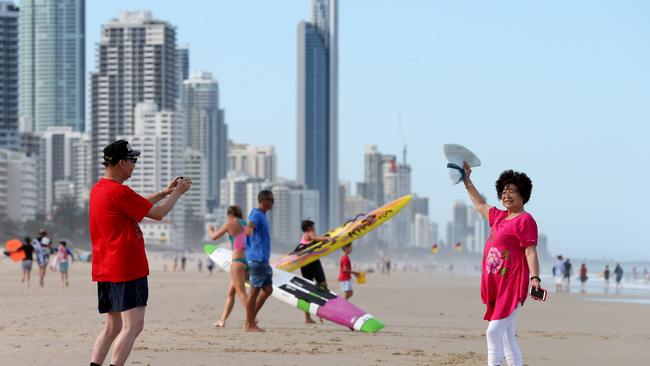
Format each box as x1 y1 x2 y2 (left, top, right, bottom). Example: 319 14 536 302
296 220 333 323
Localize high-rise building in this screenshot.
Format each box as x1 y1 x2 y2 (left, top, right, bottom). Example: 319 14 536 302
183 148 206 218
297 0 338 230
0 148 37 222
122 102 185 248
267 180 319 252
41 127 83 216
362 145 384 205
228 142 277 182
382 156 412 249
91 11 177 182
19 0 85 133
20 131 45 213
176 43 189 96
414 213 437 249
0 2 19 151
72 133 92 207
181 71 227 210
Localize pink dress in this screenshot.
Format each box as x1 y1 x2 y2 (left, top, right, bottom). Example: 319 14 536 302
481 207 538 321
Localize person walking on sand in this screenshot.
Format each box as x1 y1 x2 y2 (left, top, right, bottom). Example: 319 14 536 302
56 241 73 287
89 140 191 366
208 205 249 328
579 263 588 293
614 263 624 292
552 256 565 293
295 219 333 323
603 265 610 293
244 190 275 332
563 258 573 292
338 244 360 300
462 163 542 366
20 237 35 286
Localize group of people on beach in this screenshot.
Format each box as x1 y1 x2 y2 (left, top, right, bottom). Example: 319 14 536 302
553 256 645 293
4 229 73 288
77 136 546 366
86 140 362 366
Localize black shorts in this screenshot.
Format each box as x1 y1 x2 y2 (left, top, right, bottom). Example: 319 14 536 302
300 260 326 285
97 276 148 314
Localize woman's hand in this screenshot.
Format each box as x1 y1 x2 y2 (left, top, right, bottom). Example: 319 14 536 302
531 278 541 290
462 161 472 183
208 225 218 240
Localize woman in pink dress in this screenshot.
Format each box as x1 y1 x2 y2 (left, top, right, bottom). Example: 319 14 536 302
462 163 541 366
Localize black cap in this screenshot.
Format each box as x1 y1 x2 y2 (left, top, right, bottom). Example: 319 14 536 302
103 140 141 163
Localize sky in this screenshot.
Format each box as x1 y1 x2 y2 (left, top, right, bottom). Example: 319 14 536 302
86 1 650 261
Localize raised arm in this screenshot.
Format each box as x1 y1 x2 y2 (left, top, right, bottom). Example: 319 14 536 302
208 223 229 241
462 162 492 220
145 176 183 204
146 178 191 221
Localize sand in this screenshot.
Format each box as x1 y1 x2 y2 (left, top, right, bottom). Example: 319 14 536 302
1 256 649 365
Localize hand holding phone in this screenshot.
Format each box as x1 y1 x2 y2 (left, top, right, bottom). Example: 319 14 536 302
529 286 547 301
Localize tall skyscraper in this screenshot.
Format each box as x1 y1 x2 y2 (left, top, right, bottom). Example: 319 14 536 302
91 11 177 182
0 148 37 221
41 127 83 216
362 145 384 205
181 71 227 211
0 2 19 151
176 43 189 96
297 0 338 231
18 0 85 133
122 102 185 248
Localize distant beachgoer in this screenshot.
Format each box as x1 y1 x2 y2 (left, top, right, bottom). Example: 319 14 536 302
385 256 392 276
644 268 649 284
56 241 72 287
173 256 178 272
338 244 360 300
89 139 191 366
614 263 624 291
208 205 249 328
462 164 542 366
563 258 573 292
603 265 610 292
579 263 588 293
631 267 637 283
244 190 275 332
207 257 215 275
181 254 187 271
552 255 565 293
295 219 333 324
32 234 49 287
197 258 203 272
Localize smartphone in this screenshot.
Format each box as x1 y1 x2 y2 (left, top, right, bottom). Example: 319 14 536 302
529 286 547 301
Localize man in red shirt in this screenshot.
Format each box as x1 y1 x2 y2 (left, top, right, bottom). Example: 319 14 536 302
338 244 360 300
89 140 191 366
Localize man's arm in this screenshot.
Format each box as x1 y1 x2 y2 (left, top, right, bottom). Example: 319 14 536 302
146 178 191 221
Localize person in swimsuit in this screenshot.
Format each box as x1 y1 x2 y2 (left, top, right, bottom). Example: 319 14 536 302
208 205 249 328
295 219 333 324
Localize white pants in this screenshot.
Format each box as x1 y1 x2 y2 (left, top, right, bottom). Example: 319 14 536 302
486 307 521 366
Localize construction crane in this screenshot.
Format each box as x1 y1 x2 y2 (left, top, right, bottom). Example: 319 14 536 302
398 113 407 164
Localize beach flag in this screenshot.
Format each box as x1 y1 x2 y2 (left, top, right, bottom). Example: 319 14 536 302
431 244 439 254
454 242 462 252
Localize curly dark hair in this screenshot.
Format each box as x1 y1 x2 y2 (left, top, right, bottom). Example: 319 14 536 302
495 170 533 204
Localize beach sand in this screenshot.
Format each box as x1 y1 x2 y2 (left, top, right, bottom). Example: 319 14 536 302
1 257 649 365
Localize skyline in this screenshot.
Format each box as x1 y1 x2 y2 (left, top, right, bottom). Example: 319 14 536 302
81 1 650 261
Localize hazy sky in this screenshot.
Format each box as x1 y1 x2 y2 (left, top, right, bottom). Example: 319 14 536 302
86 1 650 261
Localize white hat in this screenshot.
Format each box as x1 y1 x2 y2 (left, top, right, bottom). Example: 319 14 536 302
443 144 481 185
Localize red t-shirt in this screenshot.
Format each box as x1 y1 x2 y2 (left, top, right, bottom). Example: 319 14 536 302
338 254 351 281
481 207 538 321
90 178 153 282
